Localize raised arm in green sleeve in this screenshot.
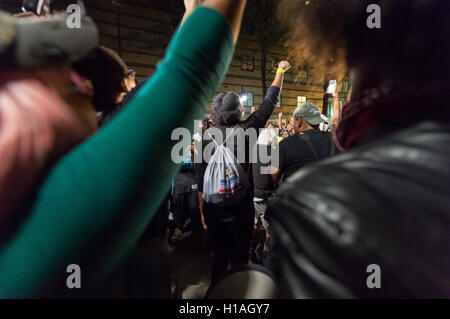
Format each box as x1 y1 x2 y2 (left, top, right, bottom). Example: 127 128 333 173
0 7 234 298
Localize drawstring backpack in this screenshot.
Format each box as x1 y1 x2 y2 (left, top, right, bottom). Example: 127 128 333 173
202 126 249 207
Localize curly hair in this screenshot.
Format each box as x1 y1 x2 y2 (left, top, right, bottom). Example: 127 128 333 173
279 0 449 89
211 92 242 126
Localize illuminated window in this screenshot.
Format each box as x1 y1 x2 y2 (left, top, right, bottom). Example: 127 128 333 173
276 94 282 107
240 92 253 107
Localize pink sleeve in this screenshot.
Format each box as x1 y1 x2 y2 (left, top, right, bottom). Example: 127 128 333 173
0 79 92 230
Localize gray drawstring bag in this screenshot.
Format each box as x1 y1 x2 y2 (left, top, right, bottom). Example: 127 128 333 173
203 127 249 207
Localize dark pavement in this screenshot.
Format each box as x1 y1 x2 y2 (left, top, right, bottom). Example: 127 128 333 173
170 234 212 299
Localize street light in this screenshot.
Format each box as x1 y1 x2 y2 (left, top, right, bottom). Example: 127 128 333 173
239 91 247 105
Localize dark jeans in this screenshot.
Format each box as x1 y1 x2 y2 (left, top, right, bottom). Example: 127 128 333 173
265 235 281 282
205 203 254 281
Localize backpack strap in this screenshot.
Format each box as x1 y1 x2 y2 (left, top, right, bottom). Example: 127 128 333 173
297 132 320 161
207 126 237 147
208 132 220 147
223 126 237 145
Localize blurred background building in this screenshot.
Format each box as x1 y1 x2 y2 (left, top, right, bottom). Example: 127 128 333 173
0 0 350 121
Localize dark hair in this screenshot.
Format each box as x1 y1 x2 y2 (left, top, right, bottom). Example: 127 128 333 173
73 46 128 113
211 92 241 126
99 77 151 127
280 0 449 89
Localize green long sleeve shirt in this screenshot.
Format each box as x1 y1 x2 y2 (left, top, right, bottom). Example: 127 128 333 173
0 7 234 298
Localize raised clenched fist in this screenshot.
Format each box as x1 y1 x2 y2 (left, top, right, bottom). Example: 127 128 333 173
278 61 291 71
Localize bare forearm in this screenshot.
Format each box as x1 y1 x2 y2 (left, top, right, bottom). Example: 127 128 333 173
198 191 208 230
180 4 197 27
271 61 291 92
271 71 284 91
203 0 247 43
198 191 204 213
331 95 341 127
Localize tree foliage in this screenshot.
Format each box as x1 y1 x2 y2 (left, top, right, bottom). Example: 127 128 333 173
244 0 286 96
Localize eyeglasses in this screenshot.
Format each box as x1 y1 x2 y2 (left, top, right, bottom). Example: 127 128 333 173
128 69 136 80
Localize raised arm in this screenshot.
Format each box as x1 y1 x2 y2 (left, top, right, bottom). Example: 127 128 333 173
182 0 247 43
203 0 247 43
243 61 291 130
180 0 203 27
278 112 283 132
331 86 341 128
271 61 291 91
0 4 246 298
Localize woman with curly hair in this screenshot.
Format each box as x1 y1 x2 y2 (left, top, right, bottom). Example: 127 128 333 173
196 60 291 280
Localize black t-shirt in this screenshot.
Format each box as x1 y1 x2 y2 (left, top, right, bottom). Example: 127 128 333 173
173 170 198 195
253 144 277 199
173 158 199 195
274 130 333 180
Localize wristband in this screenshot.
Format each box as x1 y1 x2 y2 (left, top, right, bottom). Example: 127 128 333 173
277 68 285 74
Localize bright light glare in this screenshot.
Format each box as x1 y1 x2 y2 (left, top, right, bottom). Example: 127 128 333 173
240 95 247 103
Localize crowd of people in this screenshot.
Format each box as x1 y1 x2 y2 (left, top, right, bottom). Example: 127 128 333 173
0 0 448 298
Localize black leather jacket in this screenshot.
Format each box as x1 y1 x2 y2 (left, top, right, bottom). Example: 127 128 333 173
270 121 450 298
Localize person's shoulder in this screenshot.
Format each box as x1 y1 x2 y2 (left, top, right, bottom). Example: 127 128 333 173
307 129 330 137
277 120 450 198
279 134 298 146
269 122 450 298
